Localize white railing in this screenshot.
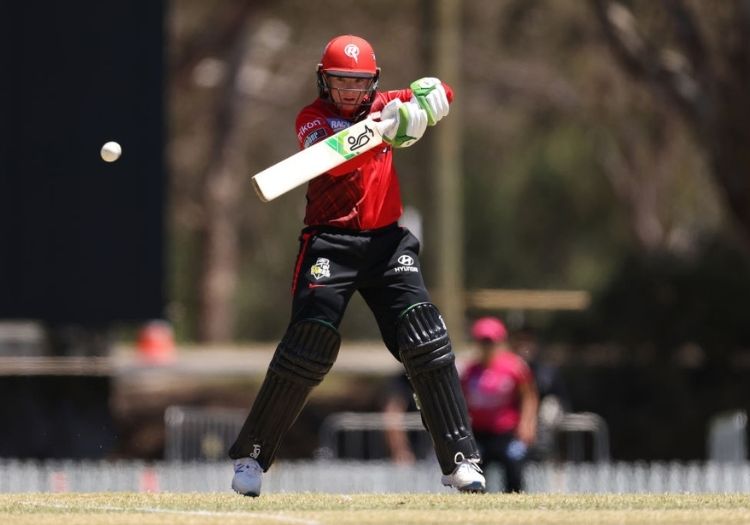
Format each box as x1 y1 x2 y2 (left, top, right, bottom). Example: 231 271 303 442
2 459 750 493
163 406 612 464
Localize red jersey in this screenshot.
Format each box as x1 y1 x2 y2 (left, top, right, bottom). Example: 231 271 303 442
295 85 453 230
461 351 533 434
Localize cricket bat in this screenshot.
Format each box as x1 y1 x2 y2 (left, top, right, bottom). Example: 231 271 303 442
251 115 394 202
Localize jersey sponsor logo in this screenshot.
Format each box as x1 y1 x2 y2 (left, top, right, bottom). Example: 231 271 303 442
344 44 360 63
310 257 331 280
327 118 350 132
303 128 328 148
297 119 323 140
394 254 418 273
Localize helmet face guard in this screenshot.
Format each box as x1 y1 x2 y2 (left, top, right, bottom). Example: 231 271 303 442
317 35 380 119
317 66 380 118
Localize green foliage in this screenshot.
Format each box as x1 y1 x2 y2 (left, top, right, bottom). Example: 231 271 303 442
167 0 741 343
551 236 750 354
464 121 630 291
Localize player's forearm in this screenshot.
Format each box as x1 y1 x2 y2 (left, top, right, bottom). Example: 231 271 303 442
520 399 538 434
518 387 539 444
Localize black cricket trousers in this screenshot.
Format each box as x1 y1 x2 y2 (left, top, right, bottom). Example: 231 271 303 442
289 222 430 358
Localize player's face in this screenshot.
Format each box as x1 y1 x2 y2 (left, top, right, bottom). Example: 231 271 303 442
477 339 504 362
326 75 372 114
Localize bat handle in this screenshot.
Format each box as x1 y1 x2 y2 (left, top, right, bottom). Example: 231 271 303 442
375 117 396 135
368 111 395 135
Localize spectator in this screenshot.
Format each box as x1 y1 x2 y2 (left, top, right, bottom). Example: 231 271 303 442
381 373 419 464
511 325 570 460
461 316 539 492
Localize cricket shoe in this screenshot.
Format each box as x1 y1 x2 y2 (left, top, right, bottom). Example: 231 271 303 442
232 457 262 497
441 452 486 493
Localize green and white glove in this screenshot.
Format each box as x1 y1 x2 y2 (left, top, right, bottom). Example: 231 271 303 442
410 77 449 126
380 98 428 148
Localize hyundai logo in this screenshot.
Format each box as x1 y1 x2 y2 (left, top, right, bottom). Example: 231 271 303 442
397 255 414 266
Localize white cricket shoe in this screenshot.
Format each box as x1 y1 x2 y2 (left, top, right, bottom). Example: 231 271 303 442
441 452 486 493
232 457 262 497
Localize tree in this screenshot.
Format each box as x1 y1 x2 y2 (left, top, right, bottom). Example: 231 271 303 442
592 0 750 250
170 2 289 341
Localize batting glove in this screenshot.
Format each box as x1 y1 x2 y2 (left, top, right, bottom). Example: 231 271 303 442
410 77 449 126
380 98 428 148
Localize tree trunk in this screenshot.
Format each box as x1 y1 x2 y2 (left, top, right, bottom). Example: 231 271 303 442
196 23 250 342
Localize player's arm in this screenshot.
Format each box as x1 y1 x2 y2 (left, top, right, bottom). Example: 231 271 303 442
517 370 539 446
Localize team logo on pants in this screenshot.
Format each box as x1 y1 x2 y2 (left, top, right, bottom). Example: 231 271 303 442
310 258 331 280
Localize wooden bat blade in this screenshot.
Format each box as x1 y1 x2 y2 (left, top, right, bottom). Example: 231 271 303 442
251 117 392 202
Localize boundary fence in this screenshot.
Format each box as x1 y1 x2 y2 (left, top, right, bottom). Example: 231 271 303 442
2 460 750 493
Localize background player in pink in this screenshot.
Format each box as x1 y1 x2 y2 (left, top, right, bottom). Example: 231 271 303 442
229 35 485 496
462 316 539 492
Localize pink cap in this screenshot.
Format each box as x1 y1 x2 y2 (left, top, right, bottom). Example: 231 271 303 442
471 317 508 343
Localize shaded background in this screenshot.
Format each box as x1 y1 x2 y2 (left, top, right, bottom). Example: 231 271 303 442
0 1 165 324
0 0 164 458
1 0 749 463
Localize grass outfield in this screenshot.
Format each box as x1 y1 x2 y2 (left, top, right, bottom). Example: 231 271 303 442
1 493 749 525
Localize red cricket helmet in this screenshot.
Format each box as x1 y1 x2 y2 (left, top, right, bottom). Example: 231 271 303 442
316 35 380 119
319 35 378 77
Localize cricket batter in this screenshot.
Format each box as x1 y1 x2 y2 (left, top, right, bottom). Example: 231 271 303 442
230 35 485 496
